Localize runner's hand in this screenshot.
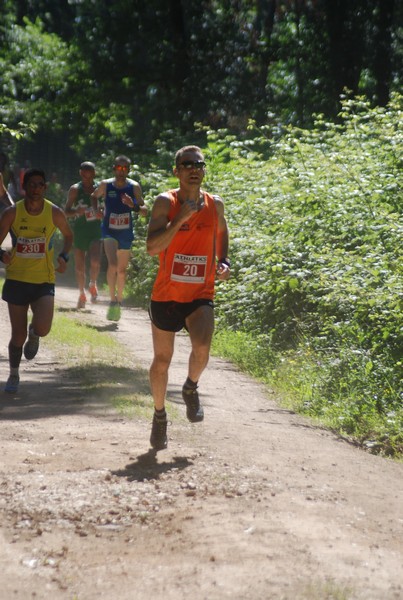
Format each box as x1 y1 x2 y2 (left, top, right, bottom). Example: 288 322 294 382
178 199 198 223
216 261 231 280
0 250 11 265
74 205 86 216
121 193 135 207
56 255 68 273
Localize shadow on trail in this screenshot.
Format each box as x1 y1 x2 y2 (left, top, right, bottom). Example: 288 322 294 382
112 449 192 482
167 383 213 407
0 362 150 421
82 322 119 333
56 307 119 332
257 407 296 415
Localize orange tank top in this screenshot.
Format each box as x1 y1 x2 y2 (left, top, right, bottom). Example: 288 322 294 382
151 190 218 303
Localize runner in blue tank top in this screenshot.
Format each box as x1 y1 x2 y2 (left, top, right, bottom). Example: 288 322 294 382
91 155 147 321
102 178 137 247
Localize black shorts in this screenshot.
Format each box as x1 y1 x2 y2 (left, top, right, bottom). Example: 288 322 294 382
2 279 55 306
149 299 214 332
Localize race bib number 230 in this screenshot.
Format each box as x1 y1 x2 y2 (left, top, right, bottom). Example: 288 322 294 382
171 254 207 283
16 236 46 258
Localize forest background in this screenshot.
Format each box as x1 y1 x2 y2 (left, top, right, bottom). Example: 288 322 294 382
1 0 402 455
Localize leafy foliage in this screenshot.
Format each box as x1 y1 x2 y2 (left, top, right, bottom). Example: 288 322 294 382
0 18 77 132
1 1 402 160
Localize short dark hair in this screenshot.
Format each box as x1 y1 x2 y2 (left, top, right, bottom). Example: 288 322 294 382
114 155 131 166
23 168 46 189
175 145 203 167
80 161 95 171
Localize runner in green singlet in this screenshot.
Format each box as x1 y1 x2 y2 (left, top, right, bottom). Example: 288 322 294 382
65 162 102 308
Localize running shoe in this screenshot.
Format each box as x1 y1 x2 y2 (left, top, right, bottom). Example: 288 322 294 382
77 292 87 309
107 301 121 321
4 374 19 393
150 413 168 451
23 325 40 360
182 385 204 422
89 284 98 303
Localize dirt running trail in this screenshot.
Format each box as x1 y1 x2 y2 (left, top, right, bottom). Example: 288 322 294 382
0 275 402 600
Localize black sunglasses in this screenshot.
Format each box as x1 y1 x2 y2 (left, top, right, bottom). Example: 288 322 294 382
178 160 206 170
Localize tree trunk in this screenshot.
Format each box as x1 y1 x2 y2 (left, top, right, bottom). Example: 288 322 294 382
324 0 367 112
372 0 395 106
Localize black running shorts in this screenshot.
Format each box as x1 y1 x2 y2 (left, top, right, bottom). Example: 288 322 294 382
2 279 55 306
149 299 214 332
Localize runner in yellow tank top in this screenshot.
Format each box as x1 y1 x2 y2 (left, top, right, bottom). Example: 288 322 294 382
146 145 231 451
7 198 57 283
0 168 73 394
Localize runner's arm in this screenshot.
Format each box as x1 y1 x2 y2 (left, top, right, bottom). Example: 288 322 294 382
146 193 194 256
0 172 14 207
52 205 73 273
90 180 106 218
214 196 230 280
64 185 85 217
0 206 16 264
91 180 106 206
133 181 145 206
133 181 148 217
121 181 147 215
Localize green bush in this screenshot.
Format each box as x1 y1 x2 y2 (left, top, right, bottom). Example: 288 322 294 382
128 94 403 455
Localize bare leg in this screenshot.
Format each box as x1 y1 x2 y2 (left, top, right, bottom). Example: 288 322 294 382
185 305 214 383
6 294 54 374
5 304 26 390
103 238 119 301
74 248 86 293
7 303 29 348
30 295 55 337
149 324 175 411
116 249 131 303
89 240 102 284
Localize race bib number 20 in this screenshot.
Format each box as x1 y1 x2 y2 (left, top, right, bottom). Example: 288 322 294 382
16 236 46 258
171 254 207 283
